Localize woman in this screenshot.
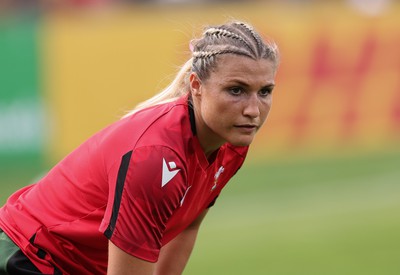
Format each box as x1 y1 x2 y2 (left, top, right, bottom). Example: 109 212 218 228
0 20 279 274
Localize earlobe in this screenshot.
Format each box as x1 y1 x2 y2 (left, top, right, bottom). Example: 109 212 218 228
189 73 201 96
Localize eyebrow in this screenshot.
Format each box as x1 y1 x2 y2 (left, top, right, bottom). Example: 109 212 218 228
263 84 275 90
230 79 275 89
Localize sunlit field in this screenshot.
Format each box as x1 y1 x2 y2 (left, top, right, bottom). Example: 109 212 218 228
185 150 400 275
1 150 399 275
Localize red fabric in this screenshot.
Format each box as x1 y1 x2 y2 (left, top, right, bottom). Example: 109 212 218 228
0 95 248 274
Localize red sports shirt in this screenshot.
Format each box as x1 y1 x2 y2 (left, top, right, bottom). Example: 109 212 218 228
0 95 248 274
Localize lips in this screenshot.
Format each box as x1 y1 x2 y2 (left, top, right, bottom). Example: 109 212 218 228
235 124 258 128
234 124 258 133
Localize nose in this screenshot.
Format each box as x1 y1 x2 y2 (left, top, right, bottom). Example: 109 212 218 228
243 94 260 118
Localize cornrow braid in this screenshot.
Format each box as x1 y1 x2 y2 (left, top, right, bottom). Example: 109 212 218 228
193 50 229 59
192 45 252 60
233 21 264 54
204 27 252 51
191 44 254 81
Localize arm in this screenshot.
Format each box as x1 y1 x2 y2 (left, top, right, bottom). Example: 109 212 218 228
107 241 155 275
153 209 209 275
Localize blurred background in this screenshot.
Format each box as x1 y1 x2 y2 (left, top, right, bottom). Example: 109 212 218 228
1 0 399 274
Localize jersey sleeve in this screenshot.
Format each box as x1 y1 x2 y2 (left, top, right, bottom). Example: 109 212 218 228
100 146 187 262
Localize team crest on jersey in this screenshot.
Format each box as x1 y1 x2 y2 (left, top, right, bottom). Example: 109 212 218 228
211 166 224 191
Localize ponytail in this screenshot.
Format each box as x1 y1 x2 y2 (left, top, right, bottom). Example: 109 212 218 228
123 58 193 118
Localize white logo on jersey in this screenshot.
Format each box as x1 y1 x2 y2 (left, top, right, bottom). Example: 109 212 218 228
211 166 224 191
180 186 191 206
162 158 180 187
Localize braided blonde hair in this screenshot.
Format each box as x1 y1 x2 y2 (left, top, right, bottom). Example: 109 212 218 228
124 20 279 116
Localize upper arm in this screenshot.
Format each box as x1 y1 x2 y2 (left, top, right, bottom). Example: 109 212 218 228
153 210 209 275
187 209 208 230
101 146 188 262
108 241 155 275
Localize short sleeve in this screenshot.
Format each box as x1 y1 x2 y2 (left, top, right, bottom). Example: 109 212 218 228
100 146 187 262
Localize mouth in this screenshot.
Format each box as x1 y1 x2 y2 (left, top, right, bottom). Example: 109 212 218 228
234 124 258 133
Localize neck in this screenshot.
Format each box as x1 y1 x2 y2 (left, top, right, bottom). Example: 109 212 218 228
189 95 225 159
194 114 225 158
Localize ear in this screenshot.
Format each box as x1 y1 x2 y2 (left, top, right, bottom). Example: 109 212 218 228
189 72 202 97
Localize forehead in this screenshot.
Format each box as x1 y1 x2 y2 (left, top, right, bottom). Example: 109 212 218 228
209 54 276 85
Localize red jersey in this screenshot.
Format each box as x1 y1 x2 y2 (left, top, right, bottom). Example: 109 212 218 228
0 95 248 274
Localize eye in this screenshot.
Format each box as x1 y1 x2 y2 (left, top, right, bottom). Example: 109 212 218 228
228 87 243 96
259 87 273 97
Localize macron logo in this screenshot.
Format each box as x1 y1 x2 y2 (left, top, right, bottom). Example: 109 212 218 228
162 158 180 187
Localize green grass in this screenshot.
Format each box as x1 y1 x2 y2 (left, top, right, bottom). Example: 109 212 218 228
0 156 45 205
1 150 399 274
185 150 400 275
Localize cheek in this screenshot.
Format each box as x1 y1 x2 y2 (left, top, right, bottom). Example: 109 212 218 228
202 92 227 113
203 103 226 122
260 99 272 120
202 99 233 127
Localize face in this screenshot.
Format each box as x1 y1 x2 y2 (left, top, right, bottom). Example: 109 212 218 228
190 54 276 155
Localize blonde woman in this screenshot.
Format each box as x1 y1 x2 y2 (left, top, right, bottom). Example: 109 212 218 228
0 20 279 275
